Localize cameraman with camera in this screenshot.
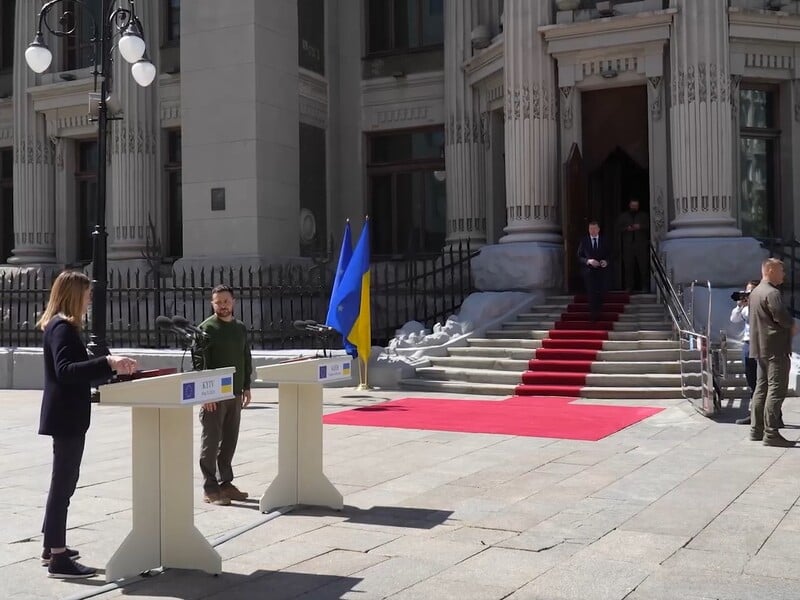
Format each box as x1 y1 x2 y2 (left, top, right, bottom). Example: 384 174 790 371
729 280 760 425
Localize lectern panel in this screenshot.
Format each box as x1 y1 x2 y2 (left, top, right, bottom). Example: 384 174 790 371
99 367 236 408
255 356 352 385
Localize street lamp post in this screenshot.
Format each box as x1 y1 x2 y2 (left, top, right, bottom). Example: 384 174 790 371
25 0 156 356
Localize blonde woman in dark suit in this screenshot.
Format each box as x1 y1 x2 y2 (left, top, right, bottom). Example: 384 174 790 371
38 271 137 578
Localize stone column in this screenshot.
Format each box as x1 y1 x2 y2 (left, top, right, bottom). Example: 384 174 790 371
108 0 160 261
666 0 739 238
178 0 299 268
471 0 562 292
500 0 560 244
8 0 56 264
444 1 486 246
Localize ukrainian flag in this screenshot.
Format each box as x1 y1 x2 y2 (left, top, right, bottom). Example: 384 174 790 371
220 376 233 394
326 220 371 367
325 221 356 357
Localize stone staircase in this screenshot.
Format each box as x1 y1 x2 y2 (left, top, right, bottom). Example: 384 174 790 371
401 292 750 403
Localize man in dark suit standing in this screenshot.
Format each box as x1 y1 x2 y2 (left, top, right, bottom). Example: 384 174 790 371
749 258 798 447
616 198 650 292
577 221 611 322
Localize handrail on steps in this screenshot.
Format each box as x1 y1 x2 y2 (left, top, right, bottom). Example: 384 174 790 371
649 244 720 416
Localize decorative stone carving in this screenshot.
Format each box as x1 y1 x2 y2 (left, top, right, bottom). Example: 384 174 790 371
559 86 574 129
505 86 557 121
648 77 663 121
794 80 800 123
730 75 742 118
652 187 666 241
671 63 730 105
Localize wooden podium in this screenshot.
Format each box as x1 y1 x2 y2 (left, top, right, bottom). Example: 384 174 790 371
98 367 236 581
255 356 350 512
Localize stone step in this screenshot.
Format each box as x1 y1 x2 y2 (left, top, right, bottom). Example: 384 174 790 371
468 338 540 349
399 378 687 400
483 334 678 350
417 366 697 387
547 294 659 304
451 345 696 362
497 327 672 341
519 308 668 319
429 355 695 374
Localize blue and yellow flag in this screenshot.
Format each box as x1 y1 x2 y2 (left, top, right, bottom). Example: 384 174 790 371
325 221 356 355
326 220 371 362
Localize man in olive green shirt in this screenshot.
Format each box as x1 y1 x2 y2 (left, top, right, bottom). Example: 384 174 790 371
198 284 253 505
749 258 798 448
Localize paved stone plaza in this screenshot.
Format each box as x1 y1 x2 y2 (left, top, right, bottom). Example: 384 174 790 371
3 388 800 600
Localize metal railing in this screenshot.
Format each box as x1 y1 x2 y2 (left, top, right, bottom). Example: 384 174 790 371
0 241 477 350
650 244 718 416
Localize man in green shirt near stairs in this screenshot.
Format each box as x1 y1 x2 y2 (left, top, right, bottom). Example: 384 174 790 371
197 284 253 505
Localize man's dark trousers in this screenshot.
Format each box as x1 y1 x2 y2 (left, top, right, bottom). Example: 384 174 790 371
742 342 757 394
584 269 607 321
751 356 789 440
42 435 86 548
199 397 242 491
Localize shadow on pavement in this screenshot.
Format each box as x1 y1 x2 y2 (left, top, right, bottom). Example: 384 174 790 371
298 504 453 530
95 569 361 599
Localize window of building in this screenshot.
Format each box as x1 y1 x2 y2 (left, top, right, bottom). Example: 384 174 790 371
164 129 182 258
0 148 13 262
367 0 444 55
299 123 327 257
1 0 16 72
367 127 446 256
75 140 98 263
63 0 101 71
298 0 324 75
165 0 180 44
739 86 780 239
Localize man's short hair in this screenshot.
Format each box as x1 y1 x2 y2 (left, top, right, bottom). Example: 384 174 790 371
762 258 783 270
588 220 600 227
211 284 234 298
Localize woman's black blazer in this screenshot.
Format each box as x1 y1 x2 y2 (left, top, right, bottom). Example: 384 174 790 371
39 318 114 437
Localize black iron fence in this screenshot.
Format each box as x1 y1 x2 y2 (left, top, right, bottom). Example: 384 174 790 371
0 241 476 350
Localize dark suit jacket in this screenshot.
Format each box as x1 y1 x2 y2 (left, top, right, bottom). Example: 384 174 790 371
748 280 795 359
39 318 113 437
577 235 611 273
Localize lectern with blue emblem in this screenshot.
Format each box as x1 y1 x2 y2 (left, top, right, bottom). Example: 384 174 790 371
98 367 235 581
255 356 351 512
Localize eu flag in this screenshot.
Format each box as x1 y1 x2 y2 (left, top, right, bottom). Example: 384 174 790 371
326 220 371 362
325 221 356 355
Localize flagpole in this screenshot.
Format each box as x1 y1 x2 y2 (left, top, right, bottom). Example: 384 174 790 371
357 357 372 391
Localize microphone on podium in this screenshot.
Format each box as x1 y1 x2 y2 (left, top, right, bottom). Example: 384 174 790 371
171 315 209 338
293 320 334 357
156 315 192 340
293 319 334 334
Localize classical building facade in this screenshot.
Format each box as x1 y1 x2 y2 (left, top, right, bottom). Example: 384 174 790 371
0 0 799 290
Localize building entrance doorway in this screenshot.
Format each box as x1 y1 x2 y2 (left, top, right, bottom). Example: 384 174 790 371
563 85 650 292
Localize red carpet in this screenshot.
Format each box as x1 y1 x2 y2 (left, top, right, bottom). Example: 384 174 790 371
323 396 662 441
515 293 628 397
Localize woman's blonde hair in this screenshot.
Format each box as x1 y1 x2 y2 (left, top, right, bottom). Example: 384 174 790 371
37 271 91 330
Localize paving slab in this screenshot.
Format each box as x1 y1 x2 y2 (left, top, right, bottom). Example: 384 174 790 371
3 388 800 599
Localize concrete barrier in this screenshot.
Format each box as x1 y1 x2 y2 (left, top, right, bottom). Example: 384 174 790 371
0 347 359 390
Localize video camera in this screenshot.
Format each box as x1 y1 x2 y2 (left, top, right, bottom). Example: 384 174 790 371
730 290 751 302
